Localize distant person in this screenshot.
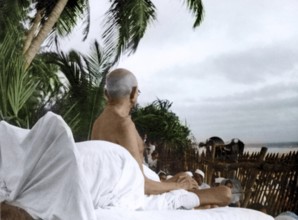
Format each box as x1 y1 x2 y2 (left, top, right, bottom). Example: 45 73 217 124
193 169 210 190
158 170 167 182
225 179 241 207
166 175 173 180
185 171 193 177
91 68 231 209
213 177 225 187
148 150 159 171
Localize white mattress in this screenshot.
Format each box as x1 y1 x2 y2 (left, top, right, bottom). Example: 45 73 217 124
95 207 274 220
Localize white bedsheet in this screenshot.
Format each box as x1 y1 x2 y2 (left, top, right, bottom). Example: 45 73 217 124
0 112 274 220
95 207 274 220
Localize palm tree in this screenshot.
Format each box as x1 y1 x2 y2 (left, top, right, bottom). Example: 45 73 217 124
23 0 90 68
0 0 205 135
43 41 113 140
3 0 204 68
102 0 204 61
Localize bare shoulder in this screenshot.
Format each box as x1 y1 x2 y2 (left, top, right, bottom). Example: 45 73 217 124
116 117 142 156
91 112 137 142
117 116 138 138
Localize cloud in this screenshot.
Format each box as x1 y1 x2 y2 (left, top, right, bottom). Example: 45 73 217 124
128 0 298 143
173 82 298 143
64 0 298 143
200 41 298 84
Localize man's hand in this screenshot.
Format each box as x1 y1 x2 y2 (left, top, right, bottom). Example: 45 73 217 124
177 174 199 190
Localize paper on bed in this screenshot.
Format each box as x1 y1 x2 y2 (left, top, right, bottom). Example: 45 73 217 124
0 112 96 220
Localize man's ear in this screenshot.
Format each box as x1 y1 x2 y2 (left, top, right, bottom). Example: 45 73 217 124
130 86 138 100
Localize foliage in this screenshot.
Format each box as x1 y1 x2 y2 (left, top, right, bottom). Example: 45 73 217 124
103 0 204 62
103 0 156 61
0 23 35 126
0 0 28 39
0 22 63 127
43 41 113 141
0 0 205 141
36 0 89 36
1 0 205 67
131 98 192 161
131 99 194 172
132 99 191 147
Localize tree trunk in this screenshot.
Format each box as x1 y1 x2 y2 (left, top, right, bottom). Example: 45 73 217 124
24 0 69 69
23 10 43 53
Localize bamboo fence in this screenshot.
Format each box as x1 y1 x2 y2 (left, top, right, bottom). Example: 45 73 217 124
159 146 298 216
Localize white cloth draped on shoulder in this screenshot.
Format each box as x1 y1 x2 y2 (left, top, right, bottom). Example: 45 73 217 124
76 141 144 210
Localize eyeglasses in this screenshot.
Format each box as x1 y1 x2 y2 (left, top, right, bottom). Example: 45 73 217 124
133 86 141 96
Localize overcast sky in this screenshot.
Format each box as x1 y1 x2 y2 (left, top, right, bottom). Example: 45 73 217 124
67 0 298 144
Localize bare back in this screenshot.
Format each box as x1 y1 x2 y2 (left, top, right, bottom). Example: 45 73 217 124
91 108 144 167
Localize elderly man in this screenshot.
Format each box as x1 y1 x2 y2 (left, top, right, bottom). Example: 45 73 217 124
91 68 231 209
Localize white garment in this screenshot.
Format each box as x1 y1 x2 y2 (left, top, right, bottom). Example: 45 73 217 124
143 164 161 182
0 112 144 219
143 165 200 210
77 141 144 210
199 183 211 190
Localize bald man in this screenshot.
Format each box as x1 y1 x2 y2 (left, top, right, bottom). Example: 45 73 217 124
91 68 231 209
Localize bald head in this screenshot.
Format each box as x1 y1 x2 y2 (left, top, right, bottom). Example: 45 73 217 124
105 68 138 100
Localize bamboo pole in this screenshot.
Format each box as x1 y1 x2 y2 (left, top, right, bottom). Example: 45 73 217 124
242 147 268 207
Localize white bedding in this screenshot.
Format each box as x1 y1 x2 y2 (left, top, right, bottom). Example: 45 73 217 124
0 112 96 220
76 141 144 210
95 207 273 220
0 112 274 220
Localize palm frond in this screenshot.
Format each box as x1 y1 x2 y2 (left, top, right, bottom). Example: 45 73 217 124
0 0 27 40
81 0 91 40
43 41 113 140
0 21 40 126
7 61 39 117
57 0 90 38
183 0 204 27
103 0 156 61
32 0 89 41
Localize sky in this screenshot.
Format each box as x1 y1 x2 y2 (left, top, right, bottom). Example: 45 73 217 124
65 0 298 144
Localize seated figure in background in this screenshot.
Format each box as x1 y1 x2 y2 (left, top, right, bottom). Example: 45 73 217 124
193 169 210 190
225 179 241 207
158 171 167 182
91 68 231 210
